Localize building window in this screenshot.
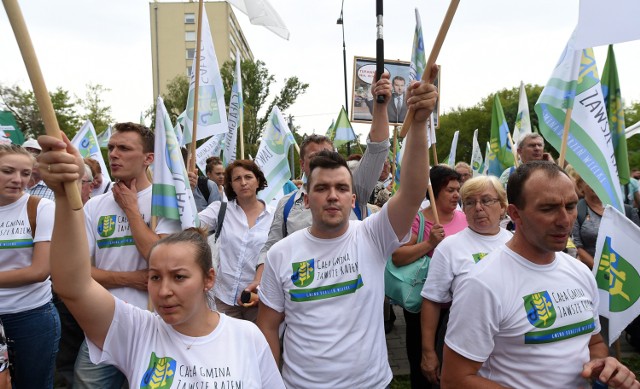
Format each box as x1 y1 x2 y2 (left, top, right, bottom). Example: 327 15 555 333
185 13 195 24
187 66 193 77
186 48 195 60
185 31 196 41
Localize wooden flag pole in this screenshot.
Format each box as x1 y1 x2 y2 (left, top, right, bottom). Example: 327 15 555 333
431 142 439 165
507 132 519 168
188 0 204 172
428 184 440 225
3 0 82 210
558 107 573 167
400 0 460 137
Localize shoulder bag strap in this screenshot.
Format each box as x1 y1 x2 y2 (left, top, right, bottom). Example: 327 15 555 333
214 202 227 241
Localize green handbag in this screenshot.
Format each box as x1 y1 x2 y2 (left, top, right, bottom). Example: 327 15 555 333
384 212 430 313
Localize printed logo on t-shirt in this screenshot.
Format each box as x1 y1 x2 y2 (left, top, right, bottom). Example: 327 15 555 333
595 236 640 312
471 252 488 263
140 352 176 389
291 259 314 287
97 215 116 237
523 291 557 329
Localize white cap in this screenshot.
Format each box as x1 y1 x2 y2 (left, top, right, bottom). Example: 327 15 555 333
22 138 41 151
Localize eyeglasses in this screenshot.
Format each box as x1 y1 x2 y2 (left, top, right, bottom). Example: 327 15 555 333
81 180 93 185
463 198 500 209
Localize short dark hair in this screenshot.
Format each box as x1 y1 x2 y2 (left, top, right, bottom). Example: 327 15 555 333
392 76 406 85
507 161 567 208
113 122 154 153
223 160 267 200
307 150 352 190
300 134 333 160
205 156 222 174
430 165 461 199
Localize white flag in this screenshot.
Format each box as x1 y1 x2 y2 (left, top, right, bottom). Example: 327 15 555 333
512 81 532 148
593 205 640 345
224 50 242 166
195 133 224 174
183 6 228 142
470 129 483 177
447 130 459 167
255 106 295 203
152 97 199 230
574 0 640 49
71 120 111 193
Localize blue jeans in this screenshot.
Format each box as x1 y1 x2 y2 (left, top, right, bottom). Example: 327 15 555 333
74 340 126 389
1 301 60 388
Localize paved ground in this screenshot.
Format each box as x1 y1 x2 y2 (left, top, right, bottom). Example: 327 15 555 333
385 305 640 378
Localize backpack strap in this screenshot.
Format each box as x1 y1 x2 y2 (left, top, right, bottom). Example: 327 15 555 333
27 195 41 238
197 176 211 201
212 202 227 241
282 192 297 237
577 198 588 227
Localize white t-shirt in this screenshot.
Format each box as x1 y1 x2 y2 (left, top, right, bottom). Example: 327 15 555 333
445 245 600 388
422 227 512 303
199 200 274 306
259 204 408 389
0 194 54 314
87 298 284 389
84 186 181 309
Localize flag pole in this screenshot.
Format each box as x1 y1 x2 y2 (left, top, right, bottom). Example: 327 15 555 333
431 141 439 165
188 0 204 172
426 124 439 223
558 107 573 167
3 0 82 210
239 116 245 159
507 132 519 168
400 0 459 138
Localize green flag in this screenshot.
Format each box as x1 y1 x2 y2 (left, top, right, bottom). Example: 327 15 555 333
0 111 24 145
332 107 356 148
601 45 629 185
487 95 514 176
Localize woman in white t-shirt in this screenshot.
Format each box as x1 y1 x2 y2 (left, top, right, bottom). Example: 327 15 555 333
38 135 284 389
199 160 274 322
0 144 59 388
420 175 511 385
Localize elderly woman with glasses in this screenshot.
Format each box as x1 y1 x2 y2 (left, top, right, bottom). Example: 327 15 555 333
419 175 512 385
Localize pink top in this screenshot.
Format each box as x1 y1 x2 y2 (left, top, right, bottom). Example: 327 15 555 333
411 209 468 257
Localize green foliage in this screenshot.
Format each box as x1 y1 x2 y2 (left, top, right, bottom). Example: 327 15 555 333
624 101 640 170
0 84 81 139
79 83 113 133
220 58 309 151
435 84 543 164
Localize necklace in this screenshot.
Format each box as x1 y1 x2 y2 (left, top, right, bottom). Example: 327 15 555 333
167 326 197 350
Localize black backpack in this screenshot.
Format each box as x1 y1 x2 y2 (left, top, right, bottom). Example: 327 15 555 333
197 176 210 200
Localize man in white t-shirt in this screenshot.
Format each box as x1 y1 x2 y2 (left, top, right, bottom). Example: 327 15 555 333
257 67 439 389
442 161 639 389
74 122 181 388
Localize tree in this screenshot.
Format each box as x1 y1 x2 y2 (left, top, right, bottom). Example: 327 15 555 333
624 101 640 170
79 83 113 133
0 84 81 139
435 84 543 164
220 59 308 156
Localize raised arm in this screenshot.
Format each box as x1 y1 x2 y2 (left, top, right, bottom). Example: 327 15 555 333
353 73 391 211
387 65 439 239
38 134 115 350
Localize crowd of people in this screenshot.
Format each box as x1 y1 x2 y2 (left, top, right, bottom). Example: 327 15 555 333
1 66 640 389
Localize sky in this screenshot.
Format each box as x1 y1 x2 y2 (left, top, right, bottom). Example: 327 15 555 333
2 0 640 141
